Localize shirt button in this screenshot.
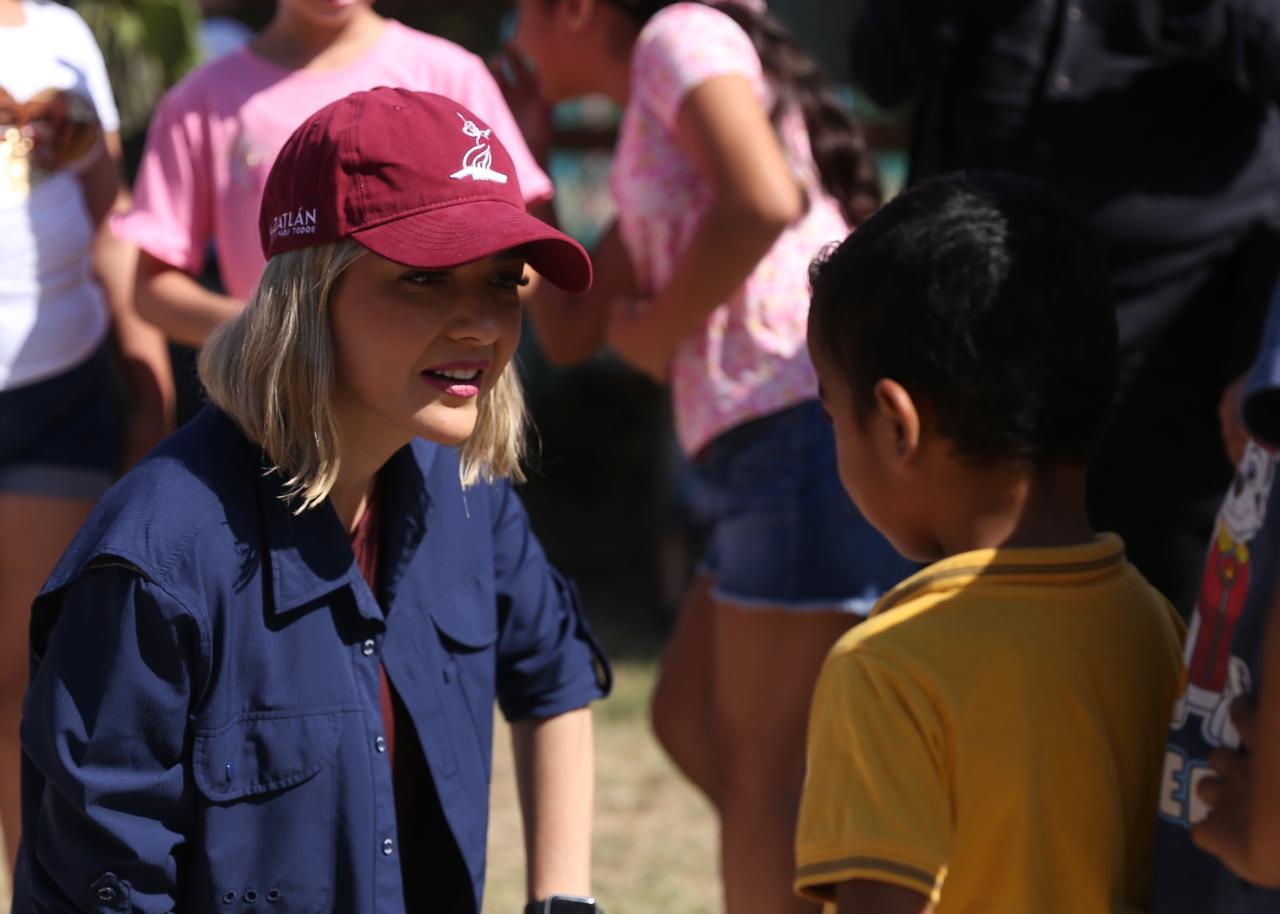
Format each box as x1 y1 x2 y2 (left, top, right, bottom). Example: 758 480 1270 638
361 639 376 657
375 735 386 753
1054 73 1072 92
382 837 395 856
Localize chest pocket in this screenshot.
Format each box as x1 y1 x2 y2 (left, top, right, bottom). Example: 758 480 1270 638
429 570 499 766
190 709 347 913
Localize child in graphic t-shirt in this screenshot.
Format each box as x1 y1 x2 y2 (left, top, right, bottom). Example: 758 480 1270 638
112 0 551 347
1151 288 1280 910
795 171 1186 914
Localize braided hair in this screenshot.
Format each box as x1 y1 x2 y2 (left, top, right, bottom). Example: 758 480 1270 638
608 0 881 225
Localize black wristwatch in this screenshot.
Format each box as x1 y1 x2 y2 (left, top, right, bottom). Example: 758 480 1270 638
523 895 603 914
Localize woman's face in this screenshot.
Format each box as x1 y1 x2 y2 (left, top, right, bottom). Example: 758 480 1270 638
328 250 525 457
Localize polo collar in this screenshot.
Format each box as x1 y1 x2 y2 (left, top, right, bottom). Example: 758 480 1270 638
872 533 1127 617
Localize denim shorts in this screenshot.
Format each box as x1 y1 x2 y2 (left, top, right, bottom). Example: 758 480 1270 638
0 346 120 498
695 400 915 613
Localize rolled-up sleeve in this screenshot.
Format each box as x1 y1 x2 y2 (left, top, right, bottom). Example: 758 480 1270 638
488 482 611 722
17 565 204 914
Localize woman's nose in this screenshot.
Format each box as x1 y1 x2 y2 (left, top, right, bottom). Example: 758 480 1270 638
447 295 516 346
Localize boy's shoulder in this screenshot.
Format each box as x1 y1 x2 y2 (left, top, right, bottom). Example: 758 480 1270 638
833 535 1183 675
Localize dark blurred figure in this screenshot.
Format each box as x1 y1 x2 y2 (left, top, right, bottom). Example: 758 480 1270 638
850 0 1280 614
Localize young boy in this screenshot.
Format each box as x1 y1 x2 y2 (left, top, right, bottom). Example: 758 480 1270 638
794 171 1186 914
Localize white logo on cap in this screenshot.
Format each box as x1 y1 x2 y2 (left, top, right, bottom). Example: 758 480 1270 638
449 114 508 184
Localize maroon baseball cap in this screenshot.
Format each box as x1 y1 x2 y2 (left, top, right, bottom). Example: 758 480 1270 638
259 87 592 293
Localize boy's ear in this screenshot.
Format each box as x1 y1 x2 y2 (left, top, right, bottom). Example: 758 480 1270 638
872 379 922 463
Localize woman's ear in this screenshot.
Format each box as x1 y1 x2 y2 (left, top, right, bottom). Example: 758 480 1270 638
872 379 922 464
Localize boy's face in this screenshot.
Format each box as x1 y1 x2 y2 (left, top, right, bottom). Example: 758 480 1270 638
810 341 933 562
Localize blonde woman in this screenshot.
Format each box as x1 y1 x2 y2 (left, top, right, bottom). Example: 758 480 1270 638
14 89 609 914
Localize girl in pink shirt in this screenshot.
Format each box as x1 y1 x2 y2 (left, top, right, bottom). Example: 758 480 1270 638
114 0 552 346
509 2 915 912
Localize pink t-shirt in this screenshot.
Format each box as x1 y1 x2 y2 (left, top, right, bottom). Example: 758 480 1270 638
113 21 552 301
611 2 849 456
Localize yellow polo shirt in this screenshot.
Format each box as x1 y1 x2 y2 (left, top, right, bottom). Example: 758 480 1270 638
795 534 1185 913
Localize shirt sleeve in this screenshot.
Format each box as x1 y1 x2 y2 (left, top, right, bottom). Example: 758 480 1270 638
18 565 203 914
632 4 764 132
61 7 120 134
109 83 213 276
446 52 554 205
487 481 611 721
795 647 951 905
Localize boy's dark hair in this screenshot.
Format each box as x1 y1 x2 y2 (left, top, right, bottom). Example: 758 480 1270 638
809 170 1118 465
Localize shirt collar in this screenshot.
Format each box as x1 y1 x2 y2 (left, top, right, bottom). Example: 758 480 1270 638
256 440 441 622
872 533 1127 617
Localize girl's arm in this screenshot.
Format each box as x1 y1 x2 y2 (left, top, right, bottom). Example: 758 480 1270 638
135 252 245 348
80 132 174 468
511 707 595 900
523 212 637 367
1193 581 1280 886
605 73 805 380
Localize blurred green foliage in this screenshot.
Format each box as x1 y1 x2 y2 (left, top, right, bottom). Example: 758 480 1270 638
71 0 202 138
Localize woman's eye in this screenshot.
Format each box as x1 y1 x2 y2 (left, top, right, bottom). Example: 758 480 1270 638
494 272 531 291
402 270 449 286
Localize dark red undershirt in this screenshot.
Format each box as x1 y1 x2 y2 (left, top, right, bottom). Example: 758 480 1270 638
349 482 430 908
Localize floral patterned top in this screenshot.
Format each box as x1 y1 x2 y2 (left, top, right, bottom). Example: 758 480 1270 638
611 1 849 455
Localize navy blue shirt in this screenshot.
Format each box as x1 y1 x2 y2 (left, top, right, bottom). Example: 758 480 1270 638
13 408 611 914
1152 289 1280 914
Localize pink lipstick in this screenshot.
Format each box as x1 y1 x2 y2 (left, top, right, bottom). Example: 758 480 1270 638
421 360 487 398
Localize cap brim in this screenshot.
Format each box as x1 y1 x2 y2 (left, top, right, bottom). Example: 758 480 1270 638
351 199 593 293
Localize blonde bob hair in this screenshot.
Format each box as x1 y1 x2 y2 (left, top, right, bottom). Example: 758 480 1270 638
199 238 527 513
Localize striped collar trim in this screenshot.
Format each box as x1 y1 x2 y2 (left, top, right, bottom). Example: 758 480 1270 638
873 534 1127 617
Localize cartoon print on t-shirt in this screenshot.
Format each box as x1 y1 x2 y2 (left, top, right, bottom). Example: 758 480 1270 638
1171 439 1276 747
1160 440 1277 830
0 86 101 203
